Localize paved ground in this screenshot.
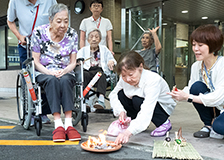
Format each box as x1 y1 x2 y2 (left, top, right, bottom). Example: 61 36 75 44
0 90 224 160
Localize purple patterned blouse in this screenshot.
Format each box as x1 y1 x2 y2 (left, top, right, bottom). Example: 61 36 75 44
31 24 78 75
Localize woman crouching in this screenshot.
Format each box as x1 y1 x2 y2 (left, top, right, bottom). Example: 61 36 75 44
109 51 176 145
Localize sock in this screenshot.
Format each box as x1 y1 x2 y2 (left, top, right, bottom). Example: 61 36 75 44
163 119 169 124
200 126 211 132
98 94 104 102
54 118 64 129
64 118 73 130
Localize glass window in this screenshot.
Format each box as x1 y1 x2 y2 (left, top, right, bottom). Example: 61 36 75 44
7 27 20 68
0 26 6 69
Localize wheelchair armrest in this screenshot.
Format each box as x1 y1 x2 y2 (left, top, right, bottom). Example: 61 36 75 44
76 58 84 63
74 65 82 82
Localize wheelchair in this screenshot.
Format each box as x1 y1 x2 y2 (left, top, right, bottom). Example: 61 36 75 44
16 37 43 136
72 58 88 132
72 59 118 130
16 38 88 135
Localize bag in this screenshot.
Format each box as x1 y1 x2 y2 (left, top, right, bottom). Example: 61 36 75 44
107 117 131 137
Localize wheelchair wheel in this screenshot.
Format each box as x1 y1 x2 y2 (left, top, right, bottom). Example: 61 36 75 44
81 112 88 132
16 73 26 125
72 98 82 126
16 73 33 130
35 115 42 136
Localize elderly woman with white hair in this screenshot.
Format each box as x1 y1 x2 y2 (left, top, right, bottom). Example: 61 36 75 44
77 28 116 109
135 26 161 72
31 3 81 142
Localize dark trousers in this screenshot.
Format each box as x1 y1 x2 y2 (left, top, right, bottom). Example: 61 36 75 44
36 74 76 114
118 89 169 127
18 44 27 69
190 81 220 126
84 66 107 97
213 112 224 135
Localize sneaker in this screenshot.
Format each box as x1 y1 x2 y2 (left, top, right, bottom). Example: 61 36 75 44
52 126 66 142
41 115 51 124
193 126 211 138
30 115 34 127
210 128 224 139
65 126 81 141
93 100 105 109
150 120 172 137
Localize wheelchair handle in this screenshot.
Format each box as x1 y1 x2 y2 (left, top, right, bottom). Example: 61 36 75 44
23 57 34 65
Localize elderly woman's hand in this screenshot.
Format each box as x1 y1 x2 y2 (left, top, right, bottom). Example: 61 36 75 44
115 129 132 145
119 111 127 124
52 69 65 78
108 60 115 71
148 26 160 35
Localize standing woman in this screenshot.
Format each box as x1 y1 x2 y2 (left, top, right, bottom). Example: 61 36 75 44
31 4 81 142
168 24 224 139
109 51 176 145
79 0 114 54
136 26 162 72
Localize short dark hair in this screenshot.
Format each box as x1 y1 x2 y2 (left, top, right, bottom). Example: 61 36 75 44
90 0 103 8
190 24 224 56
116 51 145 75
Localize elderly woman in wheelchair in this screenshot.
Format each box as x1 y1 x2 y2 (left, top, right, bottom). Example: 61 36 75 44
31 4 81 142
77 28 117 110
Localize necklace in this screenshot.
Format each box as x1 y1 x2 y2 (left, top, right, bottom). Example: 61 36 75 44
201 56 218 86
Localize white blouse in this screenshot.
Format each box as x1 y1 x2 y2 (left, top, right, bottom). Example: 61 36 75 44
183 56 224 110
109 69 176 135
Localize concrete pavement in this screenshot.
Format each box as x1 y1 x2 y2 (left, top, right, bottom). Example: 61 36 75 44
0 89 223 160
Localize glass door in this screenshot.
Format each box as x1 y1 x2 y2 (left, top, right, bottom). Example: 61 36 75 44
125 4 162 51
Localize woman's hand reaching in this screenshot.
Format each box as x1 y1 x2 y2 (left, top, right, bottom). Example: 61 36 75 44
148 26 160 35
167 87 189 101
115 129 132 145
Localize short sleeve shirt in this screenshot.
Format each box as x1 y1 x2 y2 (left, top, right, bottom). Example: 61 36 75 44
79 16 113 46
7 0 57 39
136 48 156 71
31 24 78 74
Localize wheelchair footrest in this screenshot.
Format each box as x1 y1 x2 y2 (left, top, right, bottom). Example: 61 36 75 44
94 109 113 114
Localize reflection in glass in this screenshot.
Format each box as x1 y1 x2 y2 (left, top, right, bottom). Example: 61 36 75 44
0 26 6 69
8 27 20 68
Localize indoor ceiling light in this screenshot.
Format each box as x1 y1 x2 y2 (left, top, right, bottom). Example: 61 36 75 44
214 20 220 23
181 10 188 13
202 16 208 19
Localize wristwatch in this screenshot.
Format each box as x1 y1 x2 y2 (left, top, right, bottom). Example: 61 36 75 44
187 94 193 103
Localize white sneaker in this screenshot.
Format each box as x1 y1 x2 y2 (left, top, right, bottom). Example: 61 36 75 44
93 100 105 109
210 128 224 139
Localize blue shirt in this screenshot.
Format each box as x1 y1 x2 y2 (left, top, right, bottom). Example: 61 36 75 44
7 0 57 39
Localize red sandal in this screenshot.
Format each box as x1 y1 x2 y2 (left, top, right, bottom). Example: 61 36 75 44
52 127 66 142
